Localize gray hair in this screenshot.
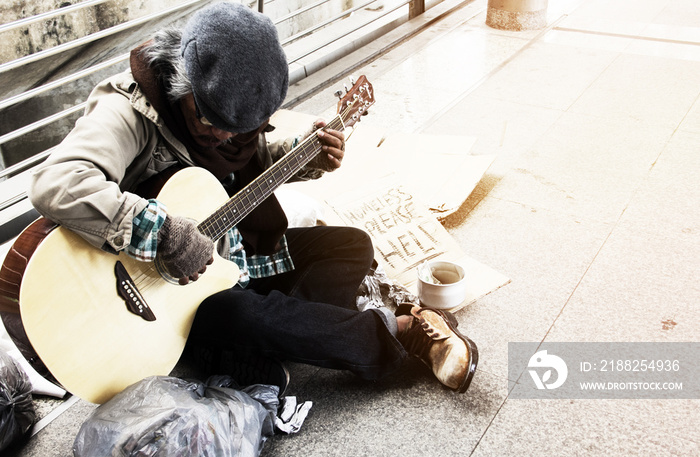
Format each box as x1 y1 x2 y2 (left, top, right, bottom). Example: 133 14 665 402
139 28 192 101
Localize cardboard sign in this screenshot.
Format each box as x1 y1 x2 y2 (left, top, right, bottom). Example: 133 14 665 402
328 178 510 311
330 180 462 284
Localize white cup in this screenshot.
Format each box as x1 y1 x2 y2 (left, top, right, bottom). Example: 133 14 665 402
417 260 467 309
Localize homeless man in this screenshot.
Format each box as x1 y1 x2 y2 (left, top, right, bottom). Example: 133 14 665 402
28 1 478 395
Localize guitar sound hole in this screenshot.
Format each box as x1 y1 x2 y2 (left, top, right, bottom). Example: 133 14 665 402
154 257 182 285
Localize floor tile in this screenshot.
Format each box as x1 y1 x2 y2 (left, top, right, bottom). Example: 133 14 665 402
5 399 96 457
472 40 619 111
544 28 634 52
510 112 669 175
626 39 700 63
546 228 700 343
472 398 700 456
423 94 564 167
653 0 700 29
640 24 700 45
568 53 700 128
488 112 672 222
568 0 671 24
680 97 700 134
556 15 650 37
575 398 700 443
617 130 700 241
367 26 531 133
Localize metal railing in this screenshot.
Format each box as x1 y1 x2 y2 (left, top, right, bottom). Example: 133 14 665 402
0 0 112 35
0 0 429 206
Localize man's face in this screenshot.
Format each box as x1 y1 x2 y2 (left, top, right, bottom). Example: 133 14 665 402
180 94 236 148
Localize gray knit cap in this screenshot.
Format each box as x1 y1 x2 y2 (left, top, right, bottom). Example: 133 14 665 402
180 2 289 133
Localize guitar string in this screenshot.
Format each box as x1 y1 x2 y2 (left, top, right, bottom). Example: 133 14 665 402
126 115 346 290
199 113 345 236
122 133 337 289
196 104 356 240
128 90 370 289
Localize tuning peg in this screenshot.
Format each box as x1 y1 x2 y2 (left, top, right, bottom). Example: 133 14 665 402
344 83 350 93
350 76 356 85
334 90 343 100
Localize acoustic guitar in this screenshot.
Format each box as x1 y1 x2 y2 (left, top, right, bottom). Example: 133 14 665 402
0 76 374 404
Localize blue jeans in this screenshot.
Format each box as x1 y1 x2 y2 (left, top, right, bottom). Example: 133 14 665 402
188 226 407 380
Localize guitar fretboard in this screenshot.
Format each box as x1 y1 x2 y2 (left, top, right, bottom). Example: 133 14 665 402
197 114 346 241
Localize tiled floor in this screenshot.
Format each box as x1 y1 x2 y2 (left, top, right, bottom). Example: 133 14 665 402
5 0 700 455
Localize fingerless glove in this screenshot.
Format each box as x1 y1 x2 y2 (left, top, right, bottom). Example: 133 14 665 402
156 215 214 279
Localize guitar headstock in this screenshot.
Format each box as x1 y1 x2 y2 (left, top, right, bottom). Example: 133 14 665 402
336 75 375 130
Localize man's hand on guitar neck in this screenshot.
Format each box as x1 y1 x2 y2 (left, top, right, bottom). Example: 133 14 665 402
157 215 215 285
307 119 345 172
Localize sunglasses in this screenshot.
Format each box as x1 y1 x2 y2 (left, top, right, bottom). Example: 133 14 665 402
193 98 214 127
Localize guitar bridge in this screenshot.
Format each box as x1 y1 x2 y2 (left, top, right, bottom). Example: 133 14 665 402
114 261 156 321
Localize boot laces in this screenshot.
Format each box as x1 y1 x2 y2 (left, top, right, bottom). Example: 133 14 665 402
399 311 449 358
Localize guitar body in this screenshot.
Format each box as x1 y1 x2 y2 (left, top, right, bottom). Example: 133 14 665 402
18 167 239 404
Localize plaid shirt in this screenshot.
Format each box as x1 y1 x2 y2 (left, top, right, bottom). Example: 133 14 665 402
125 199 294 287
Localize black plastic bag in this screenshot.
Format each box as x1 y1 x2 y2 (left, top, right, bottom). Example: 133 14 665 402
73 375 279 457
0 349 36 452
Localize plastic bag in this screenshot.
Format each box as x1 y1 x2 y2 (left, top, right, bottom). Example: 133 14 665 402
73 375 279 457
0 348 36 452
356 262 418 312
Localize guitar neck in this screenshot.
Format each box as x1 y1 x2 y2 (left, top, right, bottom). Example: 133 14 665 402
197 114 345 241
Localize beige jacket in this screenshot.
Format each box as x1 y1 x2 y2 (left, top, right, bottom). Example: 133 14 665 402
29 70 299 252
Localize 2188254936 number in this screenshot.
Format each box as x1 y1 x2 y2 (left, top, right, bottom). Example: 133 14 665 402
597 359 680 372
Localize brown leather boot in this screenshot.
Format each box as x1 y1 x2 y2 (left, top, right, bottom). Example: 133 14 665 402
396 304 478 393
